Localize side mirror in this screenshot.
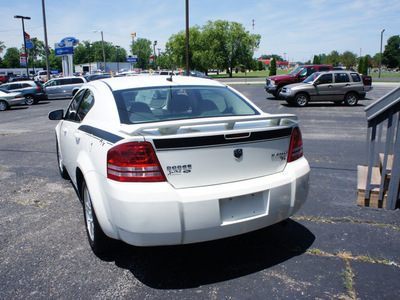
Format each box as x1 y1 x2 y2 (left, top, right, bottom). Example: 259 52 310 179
48 109 64 120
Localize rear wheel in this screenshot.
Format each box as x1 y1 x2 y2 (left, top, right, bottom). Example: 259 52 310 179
24 95 35 105
344 93 358 106
294 93 309 107
82 181 112 255
0 100 8 111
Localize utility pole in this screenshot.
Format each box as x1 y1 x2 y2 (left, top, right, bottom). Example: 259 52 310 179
379 29 385 78
14 15 31 77
41 0 51 81
185 0 189 75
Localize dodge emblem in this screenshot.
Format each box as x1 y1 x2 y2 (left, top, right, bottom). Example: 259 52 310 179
234 149 243 159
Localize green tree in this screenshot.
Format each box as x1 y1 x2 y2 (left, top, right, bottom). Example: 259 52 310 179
201 20 260 77
131 38 152 69
363 55 370 75
312 55 321 64
28 38 45 70
382 35 400 68
325 50 340 66
357 57 364 73
341 51 357 68
269 57 277 76
2 47 20 68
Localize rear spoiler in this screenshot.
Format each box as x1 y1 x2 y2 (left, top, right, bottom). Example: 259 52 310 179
119 114 298 136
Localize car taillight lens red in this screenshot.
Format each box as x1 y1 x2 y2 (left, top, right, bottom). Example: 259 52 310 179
288 127 303 162
107 142 166 182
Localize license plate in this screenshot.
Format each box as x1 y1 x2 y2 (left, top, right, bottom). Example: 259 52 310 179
219 191 269 224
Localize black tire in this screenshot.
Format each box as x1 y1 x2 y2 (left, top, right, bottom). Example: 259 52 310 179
82 181 112 255
294 93 309 107
344 93 358 106
56 140 69 179
275 86 283 99
0 100 8 111
24 95 35 105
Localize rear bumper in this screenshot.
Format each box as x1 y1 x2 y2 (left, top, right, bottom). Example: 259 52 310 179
87 157 310 246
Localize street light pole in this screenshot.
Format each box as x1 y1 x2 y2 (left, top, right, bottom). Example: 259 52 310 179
116 45 120 72
14 15 31 77
153 40 157 70
379 29 385 78
94 30 106 72
185 0 190 76
88 43 92 74
41 0 51 81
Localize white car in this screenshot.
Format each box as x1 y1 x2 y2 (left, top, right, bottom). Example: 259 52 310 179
48 76 310 254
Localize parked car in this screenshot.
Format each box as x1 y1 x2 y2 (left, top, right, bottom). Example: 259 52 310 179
84 74 112 82
0 75 9 83
279 70 373 107
34 71 49 83
0 81 47 105
44 77 87 99
181 70 213 79
48 75 310 255
265 65 334 98
8 75 34 82
0 89 25 111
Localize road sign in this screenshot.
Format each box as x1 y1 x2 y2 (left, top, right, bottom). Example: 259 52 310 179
126 55 138 63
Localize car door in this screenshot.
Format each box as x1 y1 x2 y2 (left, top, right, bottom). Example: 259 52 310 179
333 73 351 99
59 89 87 179
313 73 337 101
45 79 62 99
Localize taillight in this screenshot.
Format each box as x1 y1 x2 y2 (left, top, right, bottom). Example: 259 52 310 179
287 127 303 162
107 142 166 182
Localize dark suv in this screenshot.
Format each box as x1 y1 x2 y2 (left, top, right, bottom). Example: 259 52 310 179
0 81 48 105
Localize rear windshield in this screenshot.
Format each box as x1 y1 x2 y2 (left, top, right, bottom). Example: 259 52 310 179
113 86 259 124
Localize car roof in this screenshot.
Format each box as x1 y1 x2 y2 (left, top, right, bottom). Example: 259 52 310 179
90 75 224 91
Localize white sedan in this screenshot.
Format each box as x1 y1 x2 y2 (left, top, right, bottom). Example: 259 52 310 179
49 76 310 255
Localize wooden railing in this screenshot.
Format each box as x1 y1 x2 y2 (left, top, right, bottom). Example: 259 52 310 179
358 86 400 209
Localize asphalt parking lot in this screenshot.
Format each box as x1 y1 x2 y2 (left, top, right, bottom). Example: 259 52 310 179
0 80 399 299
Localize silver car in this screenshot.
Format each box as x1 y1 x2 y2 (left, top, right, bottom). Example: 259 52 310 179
44 77 87 99
279 70 372 107
0 89 26 111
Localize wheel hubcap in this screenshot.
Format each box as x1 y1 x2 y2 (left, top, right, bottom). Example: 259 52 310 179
0 102 6 111
84 187 95 242
297 95 307 106
347 95 356 105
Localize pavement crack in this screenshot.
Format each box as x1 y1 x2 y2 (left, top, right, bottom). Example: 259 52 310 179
292 215 400 230
307 248 400 268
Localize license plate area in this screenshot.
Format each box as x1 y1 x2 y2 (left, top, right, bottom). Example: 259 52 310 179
219 191 269 224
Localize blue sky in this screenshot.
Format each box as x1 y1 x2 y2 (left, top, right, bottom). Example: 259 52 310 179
1 0 399 62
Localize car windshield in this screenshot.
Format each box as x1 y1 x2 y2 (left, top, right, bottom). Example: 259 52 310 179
288 66 303 76
113 86 259 124
303 72 322 83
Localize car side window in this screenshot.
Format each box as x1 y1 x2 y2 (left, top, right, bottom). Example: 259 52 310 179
335 73 350 83
22 83 31 88
350 73 361 82
64 89 86 122
71 78 84 84
319 67 331 72
76 90 94 122
10 84 21 90
307 67 316 76
316 74 333 84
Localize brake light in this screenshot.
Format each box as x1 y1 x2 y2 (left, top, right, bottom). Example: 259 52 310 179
107 142 166 182
287 127 303 162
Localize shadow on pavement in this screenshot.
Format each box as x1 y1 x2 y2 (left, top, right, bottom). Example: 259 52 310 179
103 219 315 289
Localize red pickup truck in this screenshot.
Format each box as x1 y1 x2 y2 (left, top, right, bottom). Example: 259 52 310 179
265 65 334 98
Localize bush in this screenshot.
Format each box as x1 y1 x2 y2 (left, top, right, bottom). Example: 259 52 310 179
269 58 277 76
